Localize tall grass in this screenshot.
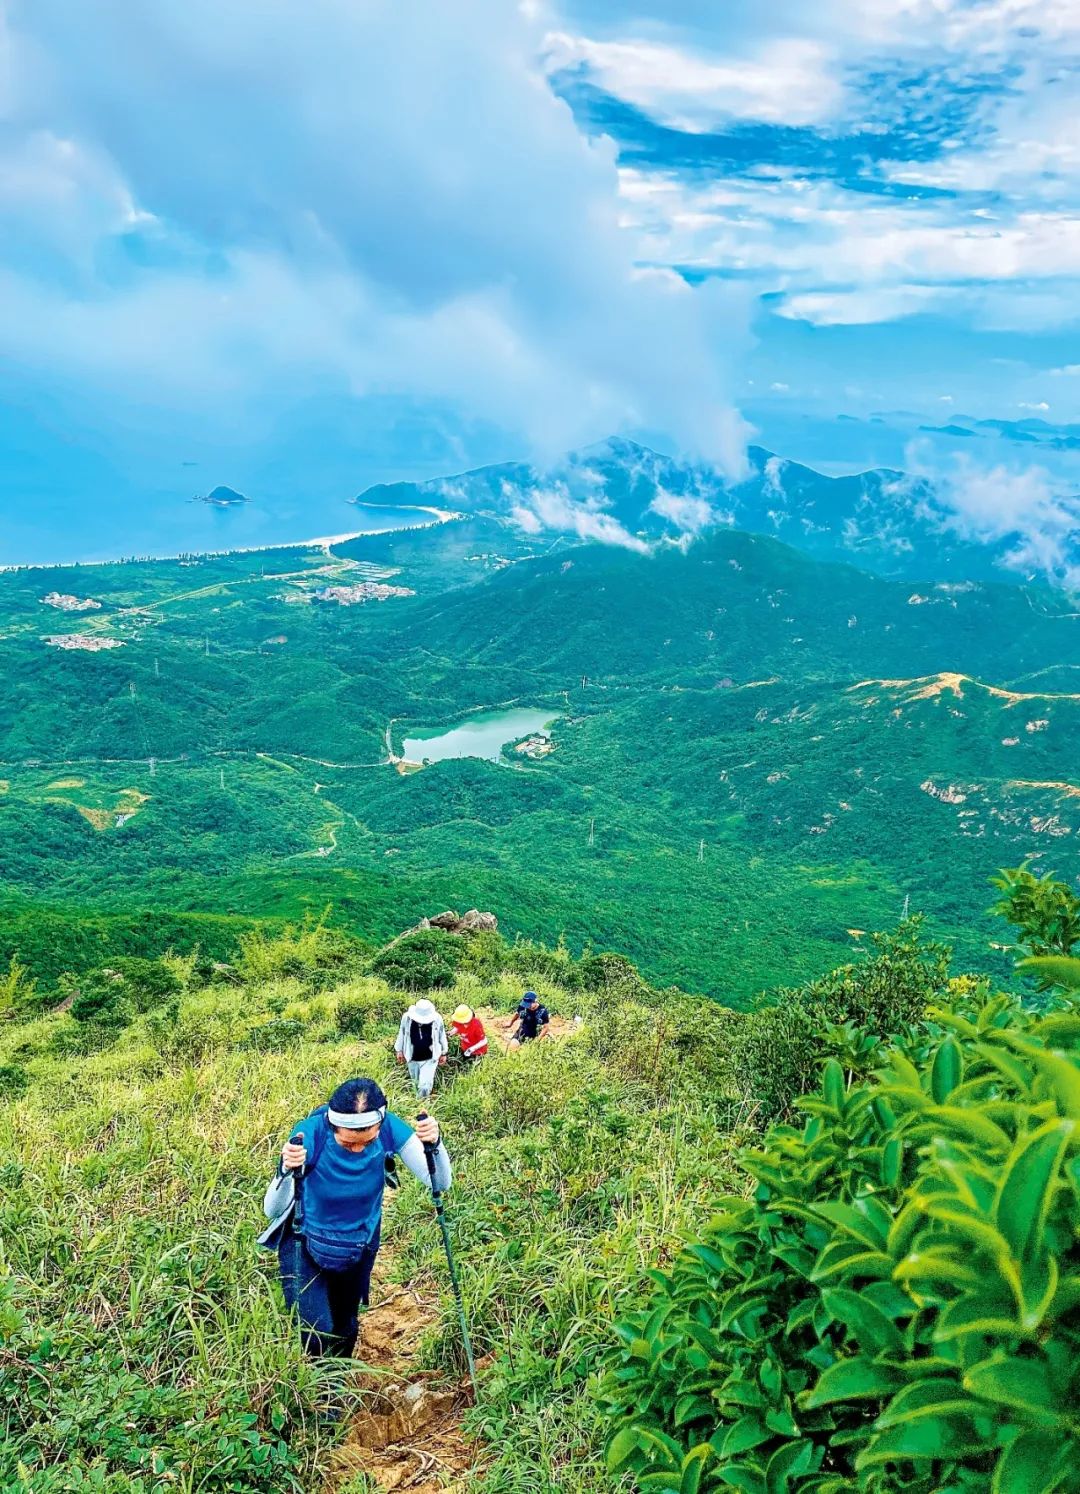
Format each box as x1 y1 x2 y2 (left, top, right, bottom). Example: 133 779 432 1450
0 956 743 1491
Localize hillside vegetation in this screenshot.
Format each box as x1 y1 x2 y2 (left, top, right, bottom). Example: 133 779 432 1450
1 526 1078 1002
3 870 1078 1492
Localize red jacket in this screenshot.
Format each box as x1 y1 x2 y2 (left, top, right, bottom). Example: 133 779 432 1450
451 1015 488 1057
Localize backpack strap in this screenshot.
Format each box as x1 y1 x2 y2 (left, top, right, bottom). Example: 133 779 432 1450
305 1105 332 1174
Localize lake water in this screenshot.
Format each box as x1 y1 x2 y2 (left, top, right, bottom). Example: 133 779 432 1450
402 707 557 764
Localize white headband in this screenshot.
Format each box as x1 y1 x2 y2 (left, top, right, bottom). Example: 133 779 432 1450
328 1105 386 1129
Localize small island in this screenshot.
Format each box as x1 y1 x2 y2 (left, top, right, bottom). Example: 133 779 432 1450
192 485 249 507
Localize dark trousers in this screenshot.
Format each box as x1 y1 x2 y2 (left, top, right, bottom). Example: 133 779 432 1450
278 1226 380 1358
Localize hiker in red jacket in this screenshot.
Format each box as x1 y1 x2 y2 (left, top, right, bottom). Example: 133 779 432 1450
450 1004 488 1061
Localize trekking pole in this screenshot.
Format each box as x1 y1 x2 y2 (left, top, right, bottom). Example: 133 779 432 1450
416 1112 479 1399
288 1132 306 1237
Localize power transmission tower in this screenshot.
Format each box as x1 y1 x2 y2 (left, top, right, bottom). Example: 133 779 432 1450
698 839 704 862
219 767 225 791
154 657 160 678
205 637 210 656
588 818 595 847
902 893 910 919
149 756 156 776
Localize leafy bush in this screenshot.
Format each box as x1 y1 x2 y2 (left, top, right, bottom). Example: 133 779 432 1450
728 919 950 1121
0 955 34 1018
576 951 646 995
235 916 365 988
0 1062 28 1097
602 987 1080 1493
68 971 132 1033
104 956 182 1013
992 863 1080 961
241 1017 307 1052
369 929 461 991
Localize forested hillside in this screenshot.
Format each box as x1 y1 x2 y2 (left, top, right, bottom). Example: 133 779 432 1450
1 525 1078 999
3 875 1078 1492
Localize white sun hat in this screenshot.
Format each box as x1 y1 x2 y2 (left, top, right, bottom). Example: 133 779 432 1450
407 998 439 1023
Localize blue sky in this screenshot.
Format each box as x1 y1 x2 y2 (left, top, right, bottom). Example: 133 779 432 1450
1 0 1079 560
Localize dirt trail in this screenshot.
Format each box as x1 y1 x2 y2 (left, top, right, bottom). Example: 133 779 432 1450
324 1261 482 1494
484 1008 580 1052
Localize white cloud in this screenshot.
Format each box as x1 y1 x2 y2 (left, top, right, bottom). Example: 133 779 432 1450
544 31 842 128
509 482 650 550
0 0 753 472
648 488 725 531
904 439 1080 586
1018 401 1050 411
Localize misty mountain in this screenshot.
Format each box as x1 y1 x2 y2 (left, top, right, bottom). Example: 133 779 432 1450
356 437 1077 586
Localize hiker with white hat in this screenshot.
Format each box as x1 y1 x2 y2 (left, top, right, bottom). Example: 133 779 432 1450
394 998 449 1098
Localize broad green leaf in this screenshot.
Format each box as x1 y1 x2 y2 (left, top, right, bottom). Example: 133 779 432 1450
993 1430 1068 1494
719 1464 767 1494
857 1413 990 1467
606 1426 644 1471
811 1201 888 1250
915 1104 1013 1154
764 1438 816 1494
994 1120 1071 1259
721 1416 772 1457
934 1292 1023 1343
997 1035 1080 1120
1018 956 1080 992
964 1354 1068 1426
800 1356 903 1409
679 1445 713 1494
822 1059 845 1111
874 1376 978 1428
820 1289 904 1356
931 1036 963 1103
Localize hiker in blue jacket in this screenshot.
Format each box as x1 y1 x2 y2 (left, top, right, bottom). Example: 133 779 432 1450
260 1076 451 1358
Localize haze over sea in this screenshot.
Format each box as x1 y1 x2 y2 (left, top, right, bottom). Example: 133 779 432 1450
0 486 440 570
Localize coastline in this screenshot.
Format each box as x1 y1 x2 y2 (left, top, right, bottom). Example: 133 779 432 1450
0 504 464 574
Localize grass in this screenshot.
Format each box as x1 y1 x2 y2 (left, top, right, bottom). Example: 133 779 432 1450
0 952 744 1492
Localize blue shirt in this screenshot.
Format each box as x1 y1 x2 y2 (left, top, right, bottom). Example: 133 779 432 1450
292 1109 413 1256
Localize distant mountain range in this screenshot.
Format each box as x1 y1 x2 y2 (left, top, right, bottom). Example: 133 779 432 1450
356 436 1077 587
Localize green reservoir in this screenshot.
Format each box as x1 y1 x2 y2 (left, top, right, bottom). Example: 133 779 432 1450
401 706 556 764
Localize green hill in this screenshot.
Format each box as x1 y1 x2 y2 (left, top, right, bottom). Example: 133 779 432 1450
4 895 1078 1493
1 528 1078 1000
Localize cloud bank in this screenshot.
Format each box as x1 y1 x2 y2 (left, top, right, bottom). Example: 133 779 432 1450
0 0 749 474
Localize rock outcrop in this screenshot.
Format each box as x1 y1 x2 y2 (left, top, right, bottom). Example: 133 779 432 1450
420 909 498 934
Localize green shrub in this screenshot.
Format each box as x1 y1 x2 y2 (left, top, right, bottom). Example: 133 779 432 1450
576 951 645 995
0 1062 28 1097
335 995 370 1038
369 929 461 991
235 916 365 988
68 971 132 1032
103 956 182 1013
241 1018 306 1053
602 987 1080 1493
992 863 1080 961
728 919 950 1121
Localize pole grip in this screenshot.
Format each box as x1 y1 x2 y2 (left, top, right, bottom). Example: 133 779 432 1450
416 1111 439 1180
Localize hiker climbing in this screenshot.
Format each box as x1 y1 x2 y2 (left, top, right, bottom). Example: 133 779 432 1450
259 1077 451 1360
394 997 449 1098
450 1003 488 1061
506 990 551 1048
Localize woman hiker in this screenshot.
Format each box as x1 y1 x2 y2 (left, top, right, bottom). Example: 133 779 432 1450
259 1077 451 1359
394 997 449 1098
450 1004 488 1062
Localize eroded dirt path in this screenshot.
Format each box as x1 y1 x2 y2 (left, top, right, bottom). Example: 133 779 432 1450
324 1261 481 1493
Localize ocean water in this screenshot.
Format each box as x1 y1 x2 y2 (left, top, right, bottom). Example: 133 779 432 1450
0 491 443 569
